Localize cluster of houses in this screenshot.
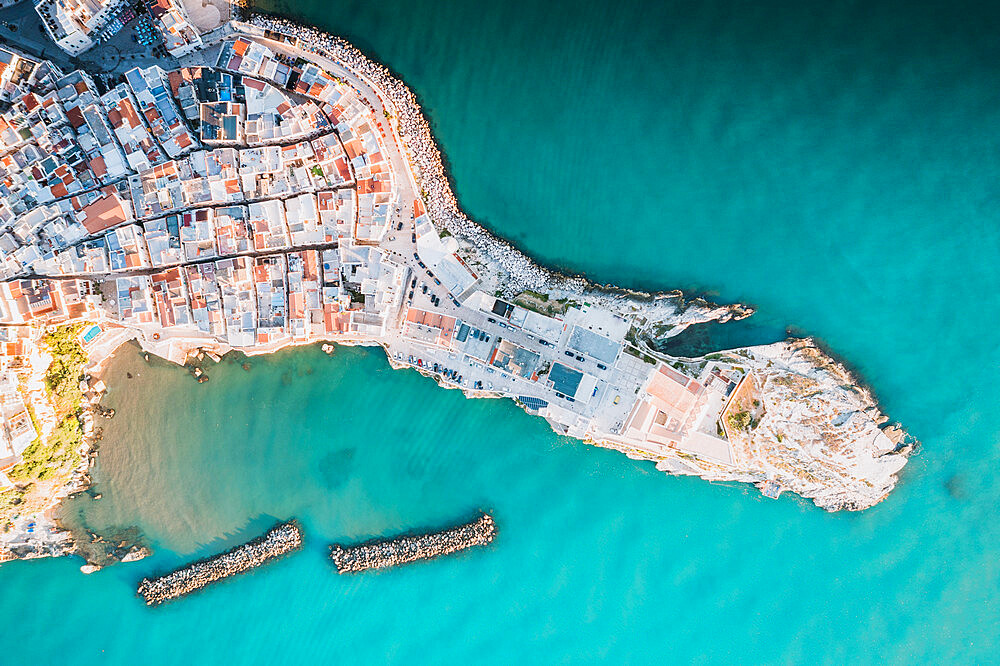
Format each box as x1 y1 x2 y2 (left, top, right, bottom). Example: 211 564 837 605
0 32 410 352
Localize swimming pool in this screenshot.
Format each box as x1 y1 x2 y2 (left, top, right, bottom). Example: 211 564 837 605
81 325 101 344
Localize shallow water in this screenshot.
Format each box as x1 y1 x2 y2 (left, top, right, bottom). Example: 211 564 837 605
3 0 1000 662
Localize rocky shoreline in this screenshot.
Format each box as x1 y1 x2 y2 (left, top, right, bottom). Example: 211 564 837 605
330 512 496 573
244 15 746 330
137 520 303 606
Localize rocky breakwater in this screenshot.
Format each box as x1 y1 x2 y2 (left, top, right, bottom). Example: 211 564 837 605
330 512 496 573
137 521 303 606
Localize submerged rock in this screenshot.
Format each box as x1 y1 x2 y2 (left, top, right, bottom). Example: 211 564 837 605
121 546 152 563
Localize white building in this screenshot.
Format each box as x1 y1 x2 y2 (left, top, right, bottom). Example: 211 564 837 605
34 0 127 56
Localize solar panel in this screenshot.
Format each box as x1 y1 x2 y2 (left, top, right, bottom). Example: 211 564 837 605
519 397 548 411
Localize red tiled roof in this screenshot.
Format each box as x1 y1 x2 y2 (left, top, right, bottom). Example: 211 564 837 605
81 195 128 233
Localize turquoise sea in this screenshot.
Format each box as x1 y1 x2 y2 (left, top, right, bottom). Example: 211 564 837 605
3 0 1000 662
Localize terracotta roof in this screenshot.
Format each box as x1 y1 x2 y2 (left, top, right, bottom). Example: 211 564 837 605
81 195 128 233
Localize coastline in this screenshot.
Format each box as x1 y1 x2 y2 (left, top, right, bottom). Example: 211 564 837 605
238 15 912 504
0 12 912 567
241 14 752 332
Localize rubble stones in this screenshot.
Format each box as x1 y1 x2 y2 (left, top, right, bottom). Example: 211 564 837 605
137 521 303 606
330 512 496 573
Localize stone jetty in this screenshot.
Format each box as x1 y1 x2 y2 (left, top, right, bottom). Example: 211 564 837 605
137 521 303 606
330 512 496 573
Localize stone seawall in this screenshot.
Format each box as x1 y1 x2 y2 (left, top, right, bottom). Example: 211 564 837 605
242 15 746 330
330 512 496 573
137 521 303 606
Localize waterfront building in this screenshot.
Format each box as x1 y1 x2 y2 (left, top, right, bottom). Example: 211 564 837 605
214 256 256 347
252 255 289 345
149 267 193 328
403 308 457 348
183 262 226 337
286 250 323 341
115 275 156 326
0 370 36 470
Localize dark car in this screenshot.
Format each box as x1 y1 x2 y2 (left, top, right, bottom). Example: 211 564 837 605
564 350 574 357
422 285 428 294
411 233 416 242
433 278 441 286
576 355 584 362
597 363 607 370
452 298 461 307
413 252 419 260
408 290 414 300
487 317 496 324
417 260 426 268
397 222 404 231
411 278 417 288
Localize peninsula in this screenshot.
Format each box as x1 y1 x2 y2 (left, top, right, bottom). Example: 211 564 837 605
0 1 911 563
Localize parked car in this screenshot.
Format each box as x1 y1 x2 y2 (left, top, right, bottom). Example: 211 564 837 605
597 363 607 370
565 351 574 357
